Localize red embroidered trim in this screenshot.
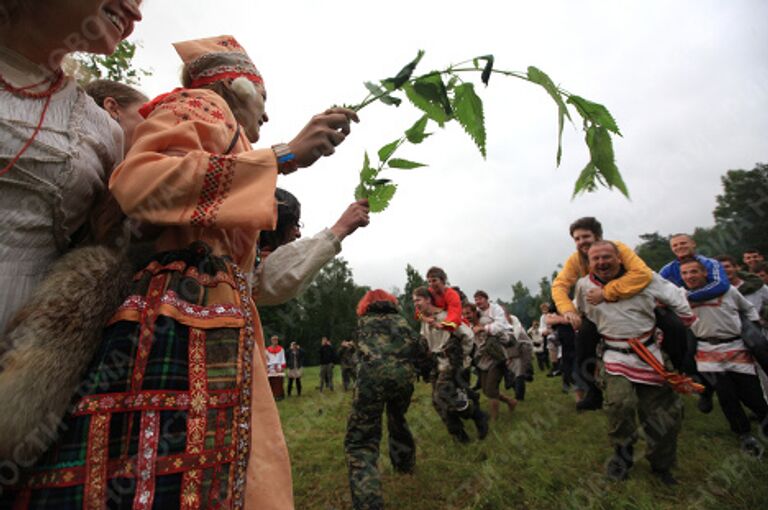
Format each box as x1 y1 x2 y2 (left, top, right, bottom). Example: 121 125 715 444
73 389 238 415
181 328 209 510
134 410 160 510
190 155 236 228
695 350 753 364
26 446 236 489
115 290 244 322
131 275 167 392
83 413 109 508
190 71 263 89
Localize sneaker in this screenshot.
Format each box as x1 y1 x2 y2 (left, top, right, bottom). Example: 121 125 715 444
652 469 678 486
474 410 490 440
697 392 713 414
740 434 764 459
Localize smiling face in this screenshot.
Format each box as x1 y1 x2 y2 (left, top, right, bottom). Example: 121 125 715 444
670 235 695 259
427 276 445 294
719 259 737 282
572 228 598 257
743 251 764 271
412 294 430 314
64 0 143 56
681 261 707 290
474 294 489 311
588 243 621 282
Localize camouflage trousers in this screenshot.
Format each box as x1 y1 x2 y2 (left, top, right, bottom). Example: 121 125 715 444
603 373 683 471
431 369 481 439
344 366 415 510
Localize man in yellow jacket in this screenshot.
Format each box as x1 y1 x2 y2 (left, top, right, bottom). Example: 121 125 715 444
551 217 655 411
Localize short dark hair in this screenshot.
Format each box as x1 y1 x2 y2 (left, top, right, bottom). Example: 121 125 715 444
715 254 737 266
753 262 768 274
679 256 705 270
426 266 447 282
412 286 434 303
474 290 489 300
743 248 762 256
569 217 603 239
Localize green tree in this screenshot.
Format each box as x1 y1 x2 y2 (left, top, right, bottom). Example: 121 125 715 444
399 264 426 330
67 40 150 85
635 232 673 271
505 281 536 327
299 258 368 364
712 162 768 257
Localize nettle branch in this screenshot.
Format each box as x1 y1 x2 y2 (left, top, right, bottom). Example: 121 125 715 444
347 50 626 213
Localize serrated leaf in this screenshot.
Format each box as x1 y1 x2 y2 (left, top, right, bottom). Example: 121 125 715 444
360 151 376 183
368 183 397 212
405 115 430 144
377 139 401 162
588 126 629 197
452 83 486 158
388 158 426 169
403 82 449 126
572 162 598 198
354 182 367 200
364 81 401 107
567 95 621 135
477 55 494 86
527 66 571 166
382 50 425 90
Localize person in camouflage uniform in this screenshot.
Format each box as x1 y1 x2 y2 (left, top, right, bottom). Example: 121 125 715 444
412 286 489 443
344 289 428 510
339 339 359 391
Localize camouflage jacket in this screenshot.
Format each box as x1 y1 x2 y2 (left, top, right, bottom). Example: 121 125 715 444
355 313 428 376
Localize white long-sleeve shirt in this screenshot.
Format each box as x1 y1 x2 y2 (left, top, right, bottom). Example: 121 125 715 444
575 273 695 385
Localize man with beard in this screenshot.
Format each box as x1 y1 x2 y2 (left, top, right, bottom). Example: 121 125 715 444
552 217 657 411
413 286 489 443
575 241 697 485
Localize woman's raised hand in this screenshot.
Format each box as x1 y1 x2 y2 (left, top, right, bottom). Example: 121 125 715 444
288 107 359 168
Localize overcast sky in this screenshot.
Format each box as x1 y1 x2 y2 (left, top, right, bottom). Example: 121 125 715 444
129 0 768 301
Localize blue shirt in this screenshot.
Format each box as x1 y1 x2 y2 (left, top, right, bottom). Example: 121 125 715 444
659 254 730 302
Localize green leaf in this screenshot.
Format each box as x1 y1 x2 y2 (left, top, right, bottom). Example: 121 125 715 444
388 158 426 169
377 139 401 162
413 75 452 115
477 55 494 86
360 151 376 183
572 162 598 197
405 115 431 144
403 82 449 126
364 81 385 96
367 182 398 212
379 95 402 107
587 125 629 197
527 66 571 166
354 182 367 200
382 50 425 90
364 81 401 107
567 95 621 135
452 83 486 158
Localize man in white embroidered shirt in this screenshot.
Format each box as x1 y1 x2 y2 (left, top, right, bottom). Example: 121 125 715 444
575 241 696 485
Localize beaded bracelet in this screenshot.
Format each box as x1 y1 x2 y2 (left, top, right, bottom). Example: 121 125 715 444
271 143 298 175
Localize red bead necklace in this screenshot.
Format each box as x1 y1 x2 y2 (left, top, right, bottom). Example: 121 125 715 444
0 69 66 177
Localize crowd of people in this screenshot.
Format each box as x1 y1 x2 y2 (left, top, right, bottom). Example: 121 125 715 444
0 2 766 509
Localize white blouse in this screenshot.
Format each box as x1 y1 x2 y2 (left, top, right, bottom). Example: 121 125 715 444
0 46 123 332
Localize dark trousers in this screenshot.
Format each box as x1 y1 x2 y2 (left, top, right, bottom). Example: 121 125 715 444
703 371 768 436
556 325 576 387
535 351 550 371
342 367 357 391
287 377 302 396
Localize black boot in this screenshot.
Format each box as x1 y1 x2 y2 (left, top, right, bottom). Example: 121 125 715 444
697 383 714 414
606 444 633 481
514 376 526 401
652 468 678 486
576 385 604 411
473 409 490 440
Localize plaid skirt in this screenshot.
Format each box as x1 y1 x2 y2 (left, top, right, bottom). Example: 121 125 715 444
1 242 257 509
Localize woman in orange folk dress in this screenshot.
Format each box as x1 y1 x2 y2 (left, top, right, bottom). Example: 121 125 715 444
5 35 358 510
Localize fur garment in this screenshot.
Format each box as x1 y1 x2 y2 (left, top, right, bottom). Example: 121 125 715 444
0 245 133 466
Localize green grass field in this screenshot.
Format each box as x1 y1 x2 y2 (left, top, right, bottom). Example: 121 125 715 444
276 366 768 510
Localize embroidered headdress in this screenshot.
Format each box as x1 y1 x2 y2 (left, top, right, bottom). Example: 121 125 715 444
173 35 263 89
